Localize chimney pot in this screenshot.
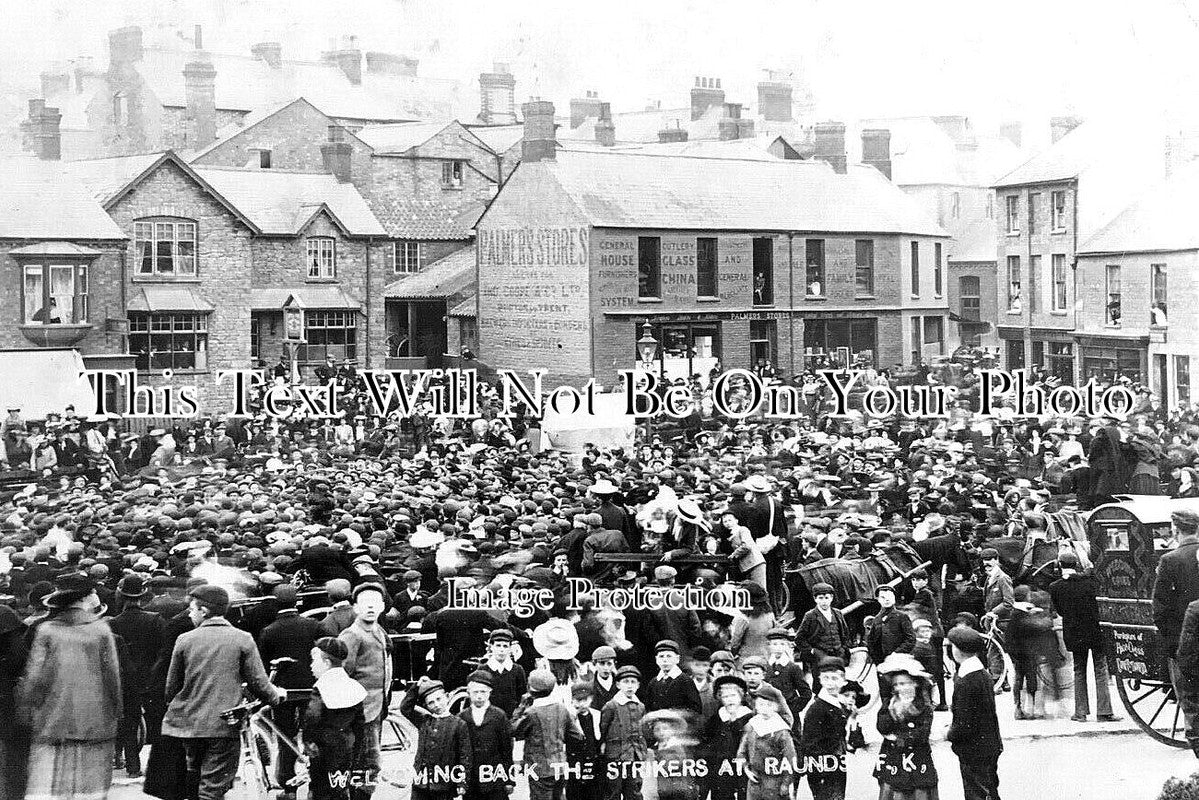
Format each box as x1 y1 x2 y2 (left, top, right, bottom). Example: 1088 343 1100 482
321 130 353 181
34 105 61 160
690 75 725 121
183 58 218 149
251 42 283 69
479 63 517 125
521 100 556 162
757 78 793 122
861 128 892 180
570 91 605 129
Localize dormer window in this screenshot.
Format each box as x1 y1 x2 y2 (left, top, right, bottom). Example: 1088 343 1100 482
307 237 336 279
441 160 464 189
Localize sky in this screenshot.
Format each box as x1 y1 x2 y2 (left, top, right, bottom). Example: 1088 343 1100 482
5 0 1199 132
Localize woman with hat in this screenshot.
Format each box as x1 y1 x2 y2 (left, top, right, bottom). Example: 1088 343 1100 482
532 617 582 708
15 572 122 800
873 653 939 800
702 674 751 800
0 605 30 800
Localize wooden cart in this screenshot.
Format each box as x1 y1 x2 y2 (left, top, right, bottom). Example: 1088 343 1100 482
1088 496 1199 747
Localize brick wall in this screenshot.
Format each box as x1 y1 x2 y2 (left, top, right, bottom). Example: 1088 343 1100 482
160 107 245 152
368 154 495 237
0 240 127 353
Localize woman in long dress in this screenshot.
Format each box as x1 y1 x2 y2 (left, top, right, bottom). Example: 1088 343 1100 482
16 573 122 800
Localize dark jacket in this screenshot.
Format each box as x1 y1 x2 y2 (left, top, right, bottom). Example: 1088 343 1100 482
866 606 916 665
1176 599 1199 675
946 667 1003 763
1153 536 1199 653
459 705 514 788
108 605 167 688
643 670 703 714
422 607 502 690
258 610 322 689
400 690 473 792
1048 573 1105 652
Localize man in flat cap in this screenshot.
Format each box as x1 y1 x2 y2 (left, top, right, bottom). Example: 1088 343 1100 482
1155 508 1199 748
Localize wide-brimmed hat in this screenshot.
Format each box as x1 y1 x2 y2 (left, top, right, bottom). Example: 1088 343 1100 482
409 529 445 549
589 479 619 495
876 652 931 681
676 499 709 530
745 475 773 493
46 572 96 608
532 617 579 660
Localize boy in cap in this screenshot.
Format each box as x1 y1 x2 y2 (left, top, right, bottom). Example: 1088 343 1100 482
764 627 811 736
600 666 647 800
484 628 527 716
947 627 1003 800
400 676 473 800
800 658 849 800
589 645 619 708
460 670 514 800
644 640 702 714
567 682 604 800
795 583 850 684
514 669 584 800
304 637 368 800
709 650 737 679
865 585 914 703
737 683 797 800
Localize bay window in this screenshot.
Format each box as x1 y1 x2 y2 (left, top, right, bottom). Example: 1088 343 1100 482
23 264 89 324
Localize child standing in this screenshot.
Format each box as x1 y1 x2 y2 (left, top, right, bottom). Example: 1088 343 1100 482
485 629 528 716
599 666 647 800
911 620 946 711
702 674 752 800
738 684 798 800
304 637 368 800
567 682 604 800
400 676 473 800
459 670 514 800
909 570 948 711
764 627 812 737
514 670 585 800
796 583 851 679
800 657 849 800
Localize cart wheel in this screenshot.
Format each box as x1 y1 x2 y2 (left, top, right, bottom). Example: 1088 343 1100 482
771 583 791 618
448 687 471 716
1116 677 1189 748
847 647 872 684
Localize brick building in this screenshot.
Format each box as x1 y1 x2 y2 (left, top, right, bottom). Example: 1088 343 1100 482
0 156 131 408
992 116 1180 380
29 26 460 160
64 151 388 409
1074 158 1199 408
476 103 949 387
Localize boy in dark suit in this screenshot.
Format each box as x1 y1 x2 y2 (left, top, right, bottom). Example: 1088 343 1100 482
459 670 513 800
568 682 604 800
947 627 1003 800
866 585 915 703
800 657 849 800
644 640 702 714
764 627 812 738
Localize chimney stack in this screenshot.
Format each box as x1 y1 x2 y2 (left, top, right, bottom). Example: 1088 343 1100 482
691 76 724 121
1050 115 1083 144
25 101 62 161
594 102 615 147
250 42 282 69
325 37 362 85
366 52 418 76
40 69 70 99
861 129 892 180
521 99 556 162
999 121 1023 148
72 57 97 93
479 62 517 125
321 125 353 182
658 121 688 143
570 90 604 130
718 102 743 141
108 26 144 68
813 121 847 174
183 49 217 149
756 77 793 122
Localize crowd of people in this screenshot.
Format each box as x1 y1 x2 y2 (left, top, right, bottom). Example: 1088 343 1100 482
0 358 1195 800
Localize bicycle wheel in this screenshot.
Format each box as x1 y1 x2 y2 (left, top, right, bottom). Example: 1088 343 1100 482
984 635 1011 688
235 734 272 800
381 713 413 752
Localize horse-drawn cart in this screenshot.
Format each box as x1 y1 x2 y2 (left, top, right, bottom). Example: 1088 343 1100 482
1088 496 1199 747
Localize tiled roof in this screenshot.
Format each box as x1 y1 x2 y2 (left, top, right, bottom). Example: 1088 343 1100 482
561 136 788 161
126 285 215 312
59 152 165 205
194 167 386 236
249 285 362 310
0 157 125 240
383 245 474 299
1078 159 1199 254
447 295 476 317
466 124 524 155
138 46 460 122
370 193 483 240
497 150 946 236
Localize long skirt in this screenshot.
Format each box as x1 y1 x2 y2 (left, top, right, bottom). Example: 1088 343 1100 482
0 734 31 800
878 784 940 800
24 740 114 800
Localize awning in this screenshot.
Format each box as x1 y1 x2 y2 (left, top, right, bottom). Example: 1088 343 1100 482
447 296 476 318
126 286 215 313
249 286 362 310
383 246 474 300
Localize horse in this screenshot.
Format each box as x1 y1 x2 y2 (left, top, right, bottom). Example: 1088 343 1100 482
978 535 1062 590
788 541 927 634
908 529 973 587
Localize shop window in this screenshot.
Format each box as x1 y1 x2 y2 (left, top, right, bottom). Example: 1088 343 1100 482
23 263 89 324
636 322 721 383
696 237 718 298
129 313 208 371
804 318 877 368
752 237 774 305
1048 342 1074 382
134 218 197 276
300 310 357 364
855 240 874 296
805 239 824 298
750 320 776 371
1006 339 1025 370
638 236 661 299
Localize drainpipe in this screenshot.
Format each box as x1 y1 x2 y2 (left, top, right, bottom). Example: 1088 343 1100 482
118 244 127 353
1023 187 1033 370
787 233 796 376
1071 178 1080 385
364 238 372 369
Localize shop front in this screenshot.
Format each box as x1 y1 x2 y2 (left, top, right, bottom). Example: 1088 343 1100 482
1076 334 1148 384
802 317 878 369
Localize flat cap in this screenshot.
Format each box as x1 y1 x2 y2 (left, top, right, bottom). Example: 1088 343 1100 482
466 670 494 688
655 640 680 654
948 626 987 655
591 645 617 662
615 665 642 682
811 582 835 597
1174 509 1199 533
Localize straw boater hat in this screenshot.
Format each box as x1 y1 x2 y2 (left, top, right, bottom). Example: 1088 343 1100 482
589 479 619 495
876 652 931 681
675 498 709 530
532 617 580 660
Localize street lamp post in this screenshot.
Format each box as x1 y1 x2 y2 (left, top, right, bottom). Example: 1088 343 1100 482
636 322 659 443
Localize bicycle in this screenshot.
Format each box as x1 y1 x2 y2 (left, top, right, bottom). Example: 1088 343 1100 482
220 657 310 800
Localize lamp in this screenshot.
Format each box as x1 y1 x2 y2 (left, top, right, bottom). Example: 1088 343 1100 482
637 322 659 368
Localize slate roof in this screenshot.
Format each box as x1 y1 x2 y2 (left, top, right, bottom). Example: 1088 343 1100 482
189 167 386 236
0 157 125 240
850 117 1025 186
466 124 524 155
383 245 474 299
994 119 1153 187
447 296 476 317
495 150 946 236
64 152 166 204
1078 159 1199 254
138 45 460 122
249 286 362 310
355 121 450 153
